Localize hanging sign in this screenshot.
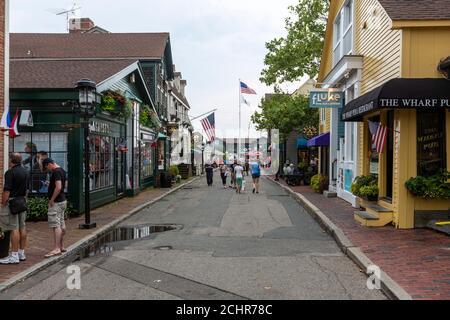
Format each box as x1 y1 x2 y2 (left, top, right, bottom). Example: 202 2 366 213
19 110 34 127
309 90 344 108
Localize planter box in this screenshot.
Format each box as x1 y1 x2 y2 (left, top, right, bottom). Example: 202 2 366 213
0 231 11 259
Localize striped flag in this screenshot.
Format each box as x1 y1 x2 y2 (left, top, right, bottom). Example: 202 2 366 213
368 121 387 153
201 113 215 142
240 81 257 95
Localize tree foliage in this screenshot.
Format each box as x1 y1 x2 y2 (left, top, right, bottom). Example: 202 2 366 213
251 94 319 140
260 0 329 85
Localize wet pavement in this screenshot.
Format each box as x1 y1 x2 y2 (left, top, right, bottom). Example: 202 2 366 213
0 173 386 300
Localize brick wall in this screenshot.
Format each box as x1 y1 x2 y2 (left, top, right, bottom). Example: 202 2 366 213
0 0 5 191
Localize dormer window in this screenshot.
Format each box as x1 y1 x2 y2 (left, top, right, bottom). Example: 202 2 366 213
333 0 353 66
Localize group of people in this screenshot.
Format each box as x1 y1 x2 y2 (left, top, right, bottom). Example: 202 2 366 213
206 160 261 195
0 151 67 265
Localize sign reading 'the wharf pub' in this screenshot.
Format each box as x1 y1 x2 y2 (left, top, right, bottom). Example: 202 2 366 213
379 98 450 108
309 90 344 108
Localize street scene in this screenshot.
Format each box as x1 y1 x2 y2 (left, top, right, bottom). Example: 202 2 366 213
0 0 449 305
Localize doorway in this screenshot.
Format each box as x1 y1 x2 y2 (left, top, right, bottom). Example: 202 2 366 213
385 111 394 200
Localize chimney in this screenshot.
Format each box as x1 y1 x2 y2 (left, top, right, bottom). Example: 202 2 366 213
180 80 187 97
69 18 95 33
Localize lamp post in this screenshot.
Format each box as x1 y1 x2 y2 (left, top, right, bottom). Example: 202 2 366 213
201 142 205 174
74 79 97 230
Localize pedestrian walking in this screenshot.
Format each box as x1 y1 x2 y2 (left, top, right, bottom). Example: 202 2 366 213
205 162 214 186
219 163 228 188
230 160 237 189
234 161 244 194
42 158 68 258
244 162 250 177
0 153 29 265
251 160 261 194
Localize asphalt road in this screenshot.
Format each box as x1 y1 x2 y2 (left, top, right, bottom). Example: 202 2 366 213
0 173 386 300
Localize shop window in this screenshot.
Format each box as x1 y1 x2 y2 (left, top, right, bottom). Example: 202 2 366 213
89 135 114 190
368 116 380 177
417 110 446 177
9 132 69 194
141 141 154 178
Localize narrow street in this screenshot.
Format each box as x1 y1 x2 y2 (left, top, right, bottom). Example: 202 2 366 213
0 173 385 300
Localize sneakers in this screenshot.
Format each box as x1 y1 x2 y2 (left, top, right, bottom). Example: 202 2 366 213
0 254 20 265
19 251 26 261
252 188 255 194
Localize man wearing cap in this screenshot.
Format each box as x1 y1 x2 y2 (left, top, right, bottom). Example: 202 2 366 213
42 158 67 258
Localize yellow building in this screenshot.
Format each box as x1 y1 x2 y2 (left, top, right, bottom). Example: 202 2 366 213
318 0 450 229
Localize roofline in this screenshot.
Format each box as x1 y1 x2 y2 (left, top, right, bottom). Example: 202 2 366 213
170 90 190 110
96 60 157 113
391 19 450 29
11 57 163 62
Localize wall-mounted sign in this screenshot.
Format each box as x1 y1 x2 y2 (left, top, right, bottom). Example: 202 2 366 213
89 120 111 135
309 90 344 108
19 110 34 127
142 133 157 141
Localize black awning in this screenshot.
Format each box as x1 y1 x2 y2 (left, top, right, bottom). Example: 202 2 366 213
342 78 450 121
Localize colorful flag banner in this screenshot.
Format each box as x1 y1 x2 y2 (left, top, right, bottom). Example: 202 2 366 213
240 81 257 95
201 113 215 142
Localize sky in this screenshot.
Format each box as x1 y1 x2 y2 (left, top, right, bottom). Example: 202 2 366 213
10 0 304 138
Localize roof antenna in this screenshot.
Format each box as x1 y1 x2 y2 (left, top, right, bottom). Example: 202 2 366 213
54 1 82 32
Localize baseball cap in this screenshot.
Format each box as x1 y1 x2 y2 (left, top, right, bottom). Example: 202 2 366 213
42 158 55 167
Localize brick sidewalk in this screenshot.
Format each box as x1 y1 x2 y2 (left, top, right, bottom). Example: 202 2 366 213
273 178 450 300
0 180 192 285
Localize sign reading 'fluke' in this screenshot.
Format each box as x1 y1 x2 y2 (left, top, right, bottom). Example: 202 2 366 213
309 90 344 108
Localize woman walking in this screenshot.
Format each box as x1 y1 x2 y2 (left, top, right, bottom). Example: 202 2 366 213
251 160 261 194
219 163 228 188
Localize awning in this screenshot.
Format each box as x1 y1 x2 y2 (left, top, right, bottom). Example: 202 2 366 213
342 78 450 122
297 138 308 149
307 132 330 147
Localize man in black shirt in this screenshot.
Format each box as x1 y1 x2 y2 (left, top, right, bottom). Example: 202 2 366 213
0 153 29 265
42 158 67 258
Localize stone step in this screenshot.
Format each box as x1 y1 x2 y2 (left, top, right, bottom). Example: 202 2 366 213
365 204 393 213
354 211 379 221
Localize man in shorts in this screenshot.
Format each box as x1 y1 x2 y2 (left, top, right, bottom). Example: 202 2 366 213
42 158 67 258
0 153 29 264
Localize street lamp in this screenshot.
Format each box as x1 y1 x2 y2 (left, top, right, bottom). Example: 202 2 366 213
74 79 97 230
201 142 205 174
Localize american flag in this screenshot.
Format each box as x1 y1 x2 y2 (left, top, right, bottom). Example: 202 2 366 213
240 81 257 95
368 121 388 153
201 113 215 142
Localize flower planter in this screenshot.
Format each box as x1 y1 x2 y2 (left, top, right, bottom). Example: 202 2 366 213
362 195 378 202
0 231 11 259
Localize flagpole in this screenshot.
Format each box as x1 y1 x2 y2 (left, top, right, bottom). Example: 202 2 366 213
238 78 241 162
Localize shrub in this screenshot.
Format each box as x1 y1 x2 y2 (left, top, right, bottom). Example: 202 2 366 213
405 171 450 200
176 175 182 183
310 174 328 193
359 184 379 199
169 165 180 177
26 197 50 222
351 175 377 197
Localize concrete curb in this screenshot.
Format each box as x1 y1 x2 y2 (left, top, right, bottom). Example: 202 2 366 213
0 177 200 293
267 177 413 300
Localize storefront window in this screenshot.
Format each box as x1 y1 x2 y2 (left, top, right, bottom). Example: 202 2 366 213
141 141 154 178
89 135 114 190
9 132 68 194
368 116 380 177
417 110 446 177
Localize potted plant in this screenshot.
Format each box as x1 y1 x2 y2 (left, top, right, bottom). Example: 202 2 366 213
310 174 329 193
0 226 11 259
405 171 450 200
351 175 379 201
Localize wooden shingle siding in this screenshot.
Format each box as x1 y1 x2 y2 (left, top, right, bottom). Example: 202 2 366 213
355 0 401 94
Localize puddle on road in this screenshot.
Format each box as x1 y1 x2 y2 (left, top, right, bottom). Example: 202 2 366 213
72 224 180 261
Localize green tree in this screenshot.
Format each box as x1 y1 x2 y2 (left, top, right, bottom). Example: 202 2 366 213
260 0 329 85
251 94 319 140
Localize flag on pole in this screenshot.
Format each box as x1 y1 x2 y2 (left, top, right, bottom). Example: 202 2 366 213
240 95 250 106
201 113 215 142
368 120 387 153
0 104 11 131
9 109 20 138
240 81 257 95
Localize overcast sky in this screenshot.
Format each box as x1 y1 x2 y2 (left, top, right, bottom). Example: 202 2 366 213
10 0 303 138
